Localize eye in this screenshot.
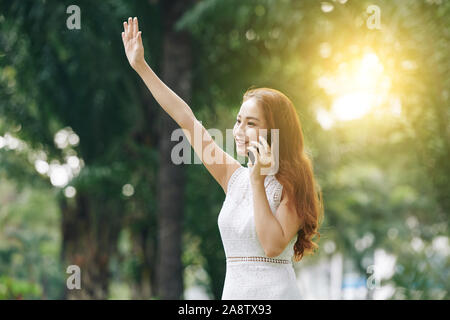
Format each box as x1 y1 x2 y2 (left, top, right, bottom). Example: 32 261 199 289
236 119 241 124
248 122 256 126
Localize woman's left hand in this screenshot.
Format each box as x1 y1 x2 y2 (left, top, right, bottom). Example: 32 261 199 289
248 136 274 185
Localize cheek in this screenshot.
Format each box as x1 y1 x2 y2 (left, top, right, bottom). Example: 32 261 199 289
247 128 259 142
233 125 259 142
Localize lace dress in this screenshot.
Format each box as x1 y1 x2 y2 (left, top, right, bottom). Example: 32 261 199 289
218 165 303 300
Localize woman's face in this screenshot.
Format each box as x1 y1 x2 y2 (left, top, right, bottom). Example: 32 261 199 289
233 97 267 157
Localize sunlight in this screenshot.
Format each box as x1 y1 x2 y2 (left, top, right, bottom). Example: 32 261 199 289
317 51 393 127
332 92 374 121
331 52 385 121
49 164 69 187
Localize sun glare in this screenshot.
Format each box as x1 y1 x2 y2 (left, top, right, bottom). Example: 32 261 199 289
332 92 374 121
317 51 395 128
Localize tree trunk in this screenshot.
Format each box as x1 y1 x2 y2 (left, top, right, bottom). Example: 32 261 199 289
60 192 122 299
155 0 194 300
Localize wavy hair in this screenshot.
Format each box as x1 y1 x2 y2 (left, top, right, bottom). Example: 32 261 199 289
243 87 324 262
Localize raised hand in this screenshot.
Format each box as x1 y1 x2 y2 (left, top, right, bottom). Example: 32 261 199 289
248 135 276 183
122 17 145 70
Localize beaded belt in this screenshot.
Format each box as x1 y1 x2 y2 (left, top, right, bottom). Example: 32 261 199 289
226 256 291 264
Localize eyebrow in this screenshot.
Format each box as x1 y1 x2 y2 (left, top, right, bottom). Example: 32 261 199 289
237 115 260 121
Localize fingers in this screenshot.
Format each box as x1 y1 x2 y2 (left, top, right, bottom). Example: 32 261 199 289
250 140 272 166
249 141 264 154
127 17 132 36
123 21 129 44
122 17 142 55
248 145 260 156
137 31 143 46
123 17 141 41
247 145 260 166
123 20 130 41
258 136 271 154
134 17 140 38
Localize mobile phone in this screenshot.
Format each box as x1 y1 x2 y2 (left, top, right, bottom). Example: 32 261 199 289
247 133 271 164
247 147 258 164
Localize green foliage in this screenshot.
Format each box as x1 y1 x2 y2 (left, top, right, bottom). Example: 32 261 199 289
0 178 64 299
0 276 42 299
0 0 448 299
178 0 449 299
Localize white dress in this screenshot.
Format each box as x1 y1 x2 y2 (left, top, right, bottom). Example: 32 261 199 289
218 165 303 300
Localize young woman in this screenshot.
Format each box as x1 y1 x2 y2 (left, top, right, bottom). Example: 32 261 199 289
122 17 323 300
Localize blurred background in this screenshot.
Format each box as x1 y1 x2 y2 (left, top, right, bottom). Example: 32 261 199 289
0 0 448 300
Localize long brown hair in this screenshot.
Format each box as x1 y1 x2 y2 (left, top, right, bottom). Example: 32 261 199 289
243 87 324 262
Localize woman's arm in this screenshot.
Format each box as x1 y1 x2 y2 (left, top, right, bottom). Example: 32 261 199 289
248 137 302 257
122 17 194 128
134 60 195 127
251 181 301 257
122 17 240 192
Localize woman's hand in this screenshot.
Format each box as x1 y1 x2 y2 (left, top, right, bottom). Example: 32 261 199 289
248 136 274 185
122 17 145 71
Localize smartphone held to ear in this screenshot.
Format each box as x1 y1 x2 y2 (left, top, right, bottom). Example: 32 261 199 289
247 134 272 165
247 147 258 164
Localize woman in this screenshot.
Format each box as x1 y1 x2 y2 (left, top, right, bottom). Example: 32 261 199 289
122 17 323 300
